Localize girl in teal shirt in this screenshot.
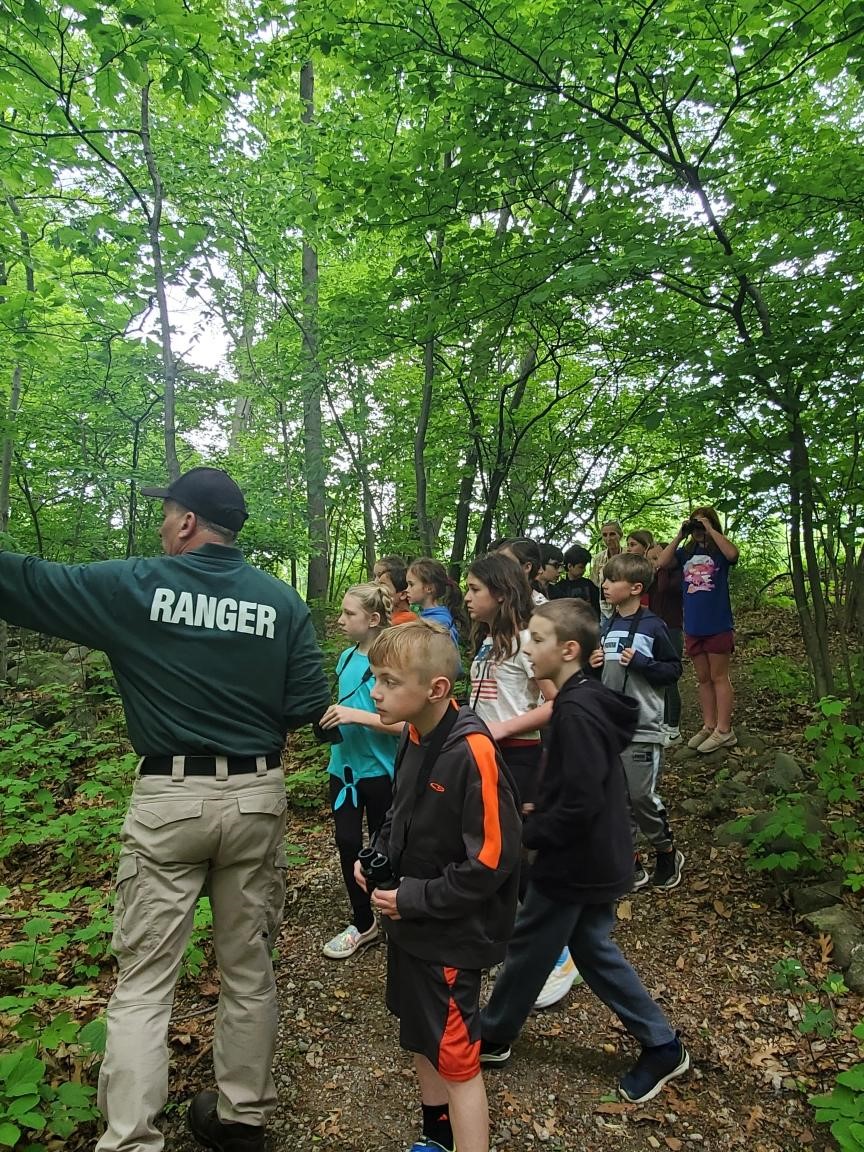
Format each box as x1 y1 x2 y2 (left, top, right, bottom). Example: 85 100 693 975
319 583 403 958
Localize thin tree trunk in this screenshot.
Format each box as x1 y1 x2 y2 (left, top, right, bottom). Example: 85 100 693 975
788 429 832 698
140 84 180 480
277 400 298 588
450 443 479 577
299 59 329 617
847 542 864 635
14 454 43 558
415 330 436 555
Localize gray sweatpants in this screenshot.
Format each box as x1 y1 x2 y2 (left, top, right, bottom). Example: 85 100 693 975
620 741 673 853
96 765 289 1152
481 883 675 1048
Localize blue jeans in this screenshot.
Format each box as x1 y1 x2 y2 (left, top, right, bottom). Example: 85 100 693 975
481 883 675 1049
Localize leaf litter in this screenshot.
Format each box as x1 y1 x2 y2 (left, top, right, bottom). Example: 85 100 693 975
18 610 860 1150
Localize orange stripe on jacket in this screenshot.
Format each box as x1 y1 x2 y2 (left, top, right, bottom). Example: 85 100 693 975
465 731 502 870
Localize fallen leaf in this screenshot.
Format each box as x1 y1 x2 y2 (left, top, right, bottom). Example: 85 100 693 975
818 933 833 964
618 900 632 921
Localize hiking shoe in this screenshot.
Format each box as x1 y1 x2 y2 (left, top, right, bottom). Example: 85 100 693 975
188 1090 266 1152
479 1039 512 1066
663 726 682 746
697 728 737 754
408 1140 454 1152
633 858 651 891
618 1035 690 1103
322 922 378 959
652 849 685 890
534 948 583 1009
686 726 713 749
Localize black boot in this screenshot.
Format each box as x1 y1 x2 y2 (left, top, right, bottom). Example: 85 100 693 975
187 1090 266 1152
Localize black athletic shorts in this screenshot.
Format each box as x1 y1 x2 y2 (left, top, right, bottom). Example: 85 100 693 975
385 942 482 1081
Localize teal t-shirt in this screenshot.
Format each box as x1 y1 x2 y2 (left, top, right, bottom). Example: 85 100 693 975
328 646 398 808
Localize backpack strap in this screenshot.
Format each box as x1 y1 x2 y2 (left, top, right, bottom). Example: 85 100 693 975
604 607 644 692
389 702 461 877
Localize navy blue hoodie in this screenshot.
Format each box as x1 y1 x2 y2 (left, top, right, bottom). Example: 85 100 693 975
601 607 681 743
523 673 639 905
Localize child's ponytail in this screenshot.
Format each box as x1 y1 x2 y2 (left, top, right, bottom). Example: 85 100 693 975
408 558 469 640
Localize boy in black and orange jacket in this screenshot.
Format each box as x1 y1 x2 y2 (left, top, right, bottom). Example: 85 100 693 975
355 620 521 1152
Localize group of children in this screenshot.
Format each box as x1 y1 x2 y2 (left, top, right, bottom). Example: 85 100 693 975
314 515 739 1152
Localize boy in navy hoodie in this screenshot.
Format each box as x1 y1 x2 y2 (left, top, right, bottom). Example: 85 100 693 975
355 620 521 1152
480 599 689 1105
591 552 684 890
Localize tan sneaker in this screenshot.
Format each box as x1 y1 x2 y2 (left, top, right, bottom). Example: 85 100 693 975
686 726 713 749
698 728 738 753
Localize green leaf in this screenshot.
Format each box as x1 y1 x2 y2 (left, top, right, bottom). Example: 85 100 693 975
78 1017 107 1053
838 1066 864 1092
0 1123 20 1147
55 1081 94 1106
21 0 47 25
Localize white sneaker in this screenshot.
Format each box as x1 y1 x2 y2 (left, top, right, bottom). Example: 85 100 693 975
664 726 681 746
322 922 378 959
534 949 583 1009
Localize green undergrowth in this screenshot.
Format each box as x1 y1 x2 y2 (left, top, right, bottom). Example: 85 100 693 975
727 697 864 891
0 679 128 1149
0 663 313 1149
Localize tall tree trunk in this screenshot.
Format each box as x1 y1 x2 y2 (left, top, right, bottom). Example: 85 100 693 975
788 417 833 698
450 443 479 577
415 330 436 555
472 345 539 554
847 542 864 635
277 400 298 588
0 202 34 685
140 84 180 480
300 59 329 618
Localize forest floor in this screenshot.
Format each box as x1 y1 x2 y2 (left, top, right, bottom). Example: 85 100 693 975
148 604 860 1152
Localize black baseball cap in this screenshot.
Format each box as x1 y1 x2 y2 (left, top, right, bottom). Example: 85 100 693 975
140 467 249 532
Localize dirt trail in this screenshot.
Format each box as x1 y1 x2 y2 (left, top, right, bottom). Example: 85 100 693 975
159 640 857 1152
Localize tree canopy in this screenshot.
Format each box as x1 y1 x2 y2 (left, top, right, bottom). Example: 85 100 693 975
0 0 862 695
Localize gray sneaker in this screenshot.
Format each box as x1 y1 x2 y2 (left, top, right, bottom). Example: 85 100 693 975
652 849 684 890
633 858 651 891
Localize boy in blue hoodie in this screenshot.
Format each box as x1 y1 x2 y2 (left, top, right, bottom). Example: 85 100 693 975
590 553 684 890
479 599 689 1104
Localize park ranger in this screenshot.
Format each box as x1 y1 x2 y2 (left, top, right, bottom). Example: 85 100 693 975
0 466 331 1152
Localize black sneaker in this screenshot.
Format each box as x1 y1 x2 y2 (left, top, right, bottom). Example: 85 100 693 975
479 1039 512 1066
618 1035 690 1103
652 849 684 890
633 857 650 891
187 1090 267 1152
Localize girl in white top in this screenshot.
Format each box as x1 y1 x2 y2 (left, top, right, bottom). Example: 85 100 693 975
465 552 580 1008
464 552 554 810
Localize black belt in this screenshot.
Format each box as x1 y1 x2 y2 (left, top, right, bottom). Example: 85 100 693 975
139 751 282 776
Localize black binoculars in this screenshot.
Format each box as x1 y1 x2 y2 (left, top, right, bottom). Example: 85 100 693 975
357 845 398 891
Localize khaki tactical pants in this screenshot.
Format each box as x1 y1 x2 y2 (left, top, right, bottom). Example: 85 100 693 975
96 765 289 1152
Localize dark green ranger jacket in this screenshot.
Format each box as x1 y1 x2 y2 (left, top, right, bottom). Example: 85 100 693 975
0 544 330 756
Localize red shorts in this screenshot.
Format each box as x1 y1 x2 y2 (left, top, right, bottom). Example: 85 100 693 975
685 630 735 657
385 943 481 1081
